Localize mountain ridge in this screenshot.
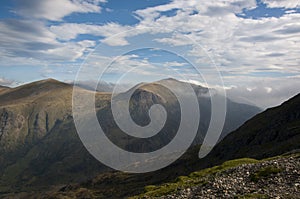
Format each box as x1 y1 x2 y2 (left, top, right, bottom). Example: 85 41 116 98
0 78 261 194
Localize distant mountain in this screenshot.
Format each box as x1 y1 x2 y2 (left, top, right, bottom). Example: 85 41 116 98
0 78 261 193
73 80 115 92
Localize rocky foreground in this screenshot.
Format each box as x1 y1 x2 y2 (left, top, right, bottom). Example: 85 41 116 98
134 152 300 199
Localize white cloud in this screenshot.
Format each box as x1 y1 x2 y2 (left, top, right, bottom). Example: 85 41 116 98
224 75 300 108
50 23 132 41
101 36 129 46
265 87 272 93
0 18 100 62
15 0 106 21
43 40 96 61
154 33 194 46
134 0 257 21
262 0 300 8
163 61 187 67
0 78 15 87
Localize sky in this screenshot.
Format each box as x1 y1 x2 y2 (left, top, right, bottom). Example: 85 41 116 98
0 0 299 108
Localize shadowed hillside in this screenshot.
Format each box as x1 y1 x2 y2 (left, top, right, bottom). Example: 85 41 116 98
201 93 300 168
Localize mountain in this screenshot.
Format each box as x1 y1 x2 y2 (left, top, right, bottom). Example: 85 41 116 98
0 78 261 194
0 79 110 192
73 80 116 92
0 85 10 94
98 78 261 152
31 93 300 199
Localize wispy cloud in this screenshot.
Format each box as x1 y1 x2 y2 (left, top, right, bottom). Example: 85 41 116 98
14 0 106 21
262 0 299 9
0 77 16 87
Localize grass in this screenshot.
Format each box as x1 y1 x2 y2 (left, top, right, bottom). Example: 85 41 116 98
236 193 269 199
250 166 283 182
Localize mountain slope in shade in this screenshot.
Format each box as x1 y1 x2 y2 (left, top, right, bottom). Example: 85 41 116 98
201 93 300 168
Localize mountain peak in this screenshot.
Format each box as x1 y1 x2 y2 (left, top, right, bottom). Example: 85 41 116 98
0 78 71 104
32 78 66 85
157 78 181 84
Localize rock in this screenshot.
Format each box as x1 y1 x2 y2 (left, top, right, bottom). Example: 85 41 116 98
161 154 300 199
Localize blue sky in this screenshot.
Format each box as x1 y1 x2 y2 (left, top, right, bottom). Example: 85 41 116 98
0 0 299 107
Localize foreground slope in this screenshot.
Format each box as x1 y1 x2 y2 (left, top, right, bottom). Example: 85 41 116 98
132 152 300 199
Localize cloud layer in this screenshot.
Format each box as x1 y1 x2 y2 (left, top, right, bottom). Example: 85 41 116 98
0 0 299 107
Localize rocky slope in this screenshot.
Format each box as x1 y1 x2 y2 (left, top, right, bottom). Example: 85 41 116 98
132 151 300 199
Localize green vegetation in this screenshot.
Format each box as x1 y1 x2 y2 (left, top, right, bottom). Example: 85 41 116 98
236 193 269 199
250 166 283 182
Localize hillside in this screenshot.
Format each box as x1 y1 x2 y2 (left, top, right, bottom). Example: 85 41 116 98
201 93 300 168
0 79 111 192
0 85 10 95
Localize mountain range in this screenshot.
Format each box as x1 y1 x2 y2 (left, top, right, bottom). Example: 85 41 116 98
23 88 299 199
0 78 261 194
